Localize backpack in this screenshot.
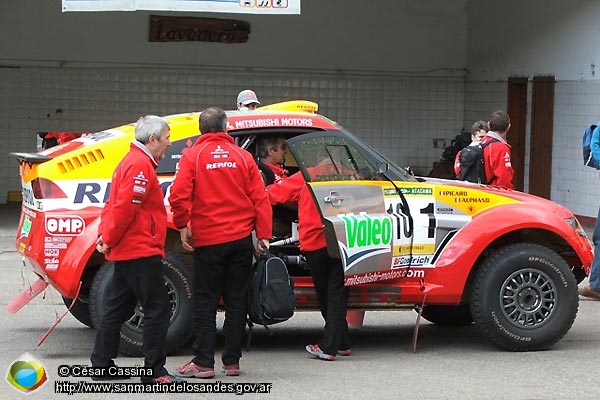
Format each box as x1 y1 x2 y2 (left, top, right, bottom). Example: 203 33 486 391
583 123 600 169
247 252 295 329
458 145 485 183
457 139 499 184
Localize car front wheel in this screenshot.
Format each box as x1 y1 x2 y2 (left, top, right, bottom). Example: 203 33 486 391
469 243 578 351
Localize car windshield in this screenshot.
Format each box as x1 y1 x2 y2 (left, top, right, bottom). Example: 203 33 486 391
287 129 418 183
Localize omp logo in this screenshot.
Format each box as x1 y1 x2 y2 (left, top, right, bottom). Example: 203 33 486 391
339 214 392 271
45 215 85 236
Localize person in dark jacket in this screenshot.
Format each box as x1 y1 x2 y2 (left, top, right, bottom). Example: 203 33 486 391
91 115 184 384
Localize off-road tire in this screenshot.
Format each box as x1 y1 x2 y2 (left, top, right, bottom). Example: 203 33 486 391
470 243 578 351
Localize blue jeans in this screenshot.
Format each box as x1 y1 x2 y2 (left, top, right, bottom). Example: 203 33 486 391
590 208 600 291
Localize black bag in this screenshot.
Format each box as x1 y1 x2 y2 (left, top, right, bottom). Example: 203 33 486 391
457 139 499 184
247 252 295 329
458 145 485 183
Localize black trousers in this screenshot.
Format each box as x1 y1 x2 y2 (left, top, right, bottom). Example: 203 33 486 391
90 256 170 378
304 248 351 355
191 235 253 368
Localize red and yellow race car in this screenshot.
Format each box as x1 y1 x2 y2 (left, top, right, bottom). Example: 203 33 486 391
9 100 593 354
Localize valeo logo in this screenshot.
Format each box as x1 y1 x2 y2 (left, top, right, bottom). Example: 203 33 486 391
342 213 392 248
6 352 48 394
339 213 392 271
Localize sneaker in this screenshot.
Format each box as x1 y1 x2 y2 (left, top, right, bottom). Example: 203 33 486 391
142 374 186 384
305 344 335 361
222 364 240 376
579 284 600 300
175 360 215 379
337 349 352 356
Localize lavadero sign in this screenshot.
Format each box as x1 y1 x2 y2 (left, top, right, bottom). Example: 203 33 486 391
339 213 393 270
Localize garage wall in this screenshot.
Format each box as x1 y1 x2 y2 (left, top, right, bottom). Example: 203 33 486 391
0 67 470 202
0 0 471 203
466 0 600 217
3 0 600 218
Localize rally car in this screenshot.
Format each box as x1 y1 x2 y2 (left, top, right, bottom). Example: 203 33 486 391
9 100 593 355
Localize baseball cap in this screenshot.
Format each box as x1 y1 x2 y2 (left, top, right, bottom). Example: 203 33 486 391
237 90 261 106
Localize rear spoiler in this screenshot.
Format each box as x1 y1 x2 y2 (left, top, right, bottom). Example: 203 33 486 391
10 152 51 165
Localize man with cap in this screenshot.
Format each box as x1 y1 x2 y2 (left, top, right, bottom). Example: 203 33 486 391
236 90 260 110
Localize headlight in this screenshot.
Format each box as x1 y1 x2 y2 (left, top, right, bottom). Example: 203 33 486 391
565 217 588 238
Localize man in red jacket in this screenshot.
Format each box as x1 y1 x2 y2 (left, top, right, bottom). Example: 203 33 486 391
91 115 183 384
480 110 514 189
170 107 272 379
267 168 351 361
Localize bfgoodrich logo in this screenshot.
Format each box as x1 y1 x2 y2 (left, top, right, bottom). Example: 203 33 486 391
6 353 48 394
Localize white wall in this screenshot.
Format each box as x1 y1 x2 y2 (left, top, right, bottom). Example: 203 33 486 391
0 0 470 204
467 0 600 81
465 0 600 218
0 0 467 73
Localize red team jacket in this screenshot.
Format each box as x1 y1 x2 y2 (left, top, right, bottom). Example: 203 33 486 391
99 141 167 261
169 132 272 247
480 132 514 189
267 171 327 252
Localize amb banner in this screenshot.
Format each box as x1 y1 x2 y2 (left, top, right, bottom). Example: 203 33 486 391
62 0 301 14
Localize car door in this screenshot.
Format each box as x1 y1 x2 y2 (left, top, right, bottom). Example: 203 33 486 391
285 130 420 285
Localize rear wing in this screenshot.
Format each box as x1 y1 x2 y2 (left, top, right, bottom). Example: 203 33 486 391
10 152 51 165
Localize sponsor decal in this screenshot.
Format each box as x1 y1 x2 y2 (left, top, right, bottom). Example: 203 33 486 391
384 187 433 196
44 236 71 249
73 181 172 204
436 207 454 214
439 190 468 197
20 216 32 239
339 213 392 271
454 197 490 203
211 145 229 159
392 254 433 268
44 248 59 257
206 161 237 170
344 267 426 285
231 117 314 130
45 215 85 236
132 171 148 195
398 187 433 195
44 257 59 270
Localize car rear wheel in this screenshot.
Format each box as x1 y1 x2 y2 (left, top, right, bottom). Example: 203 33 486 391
470 243 578 351
62 296 93 328
89 250 193 356
420 304 473 326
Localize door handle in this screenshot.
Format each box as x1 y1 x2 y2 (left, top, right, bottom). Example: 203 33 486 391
323 191 344 207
